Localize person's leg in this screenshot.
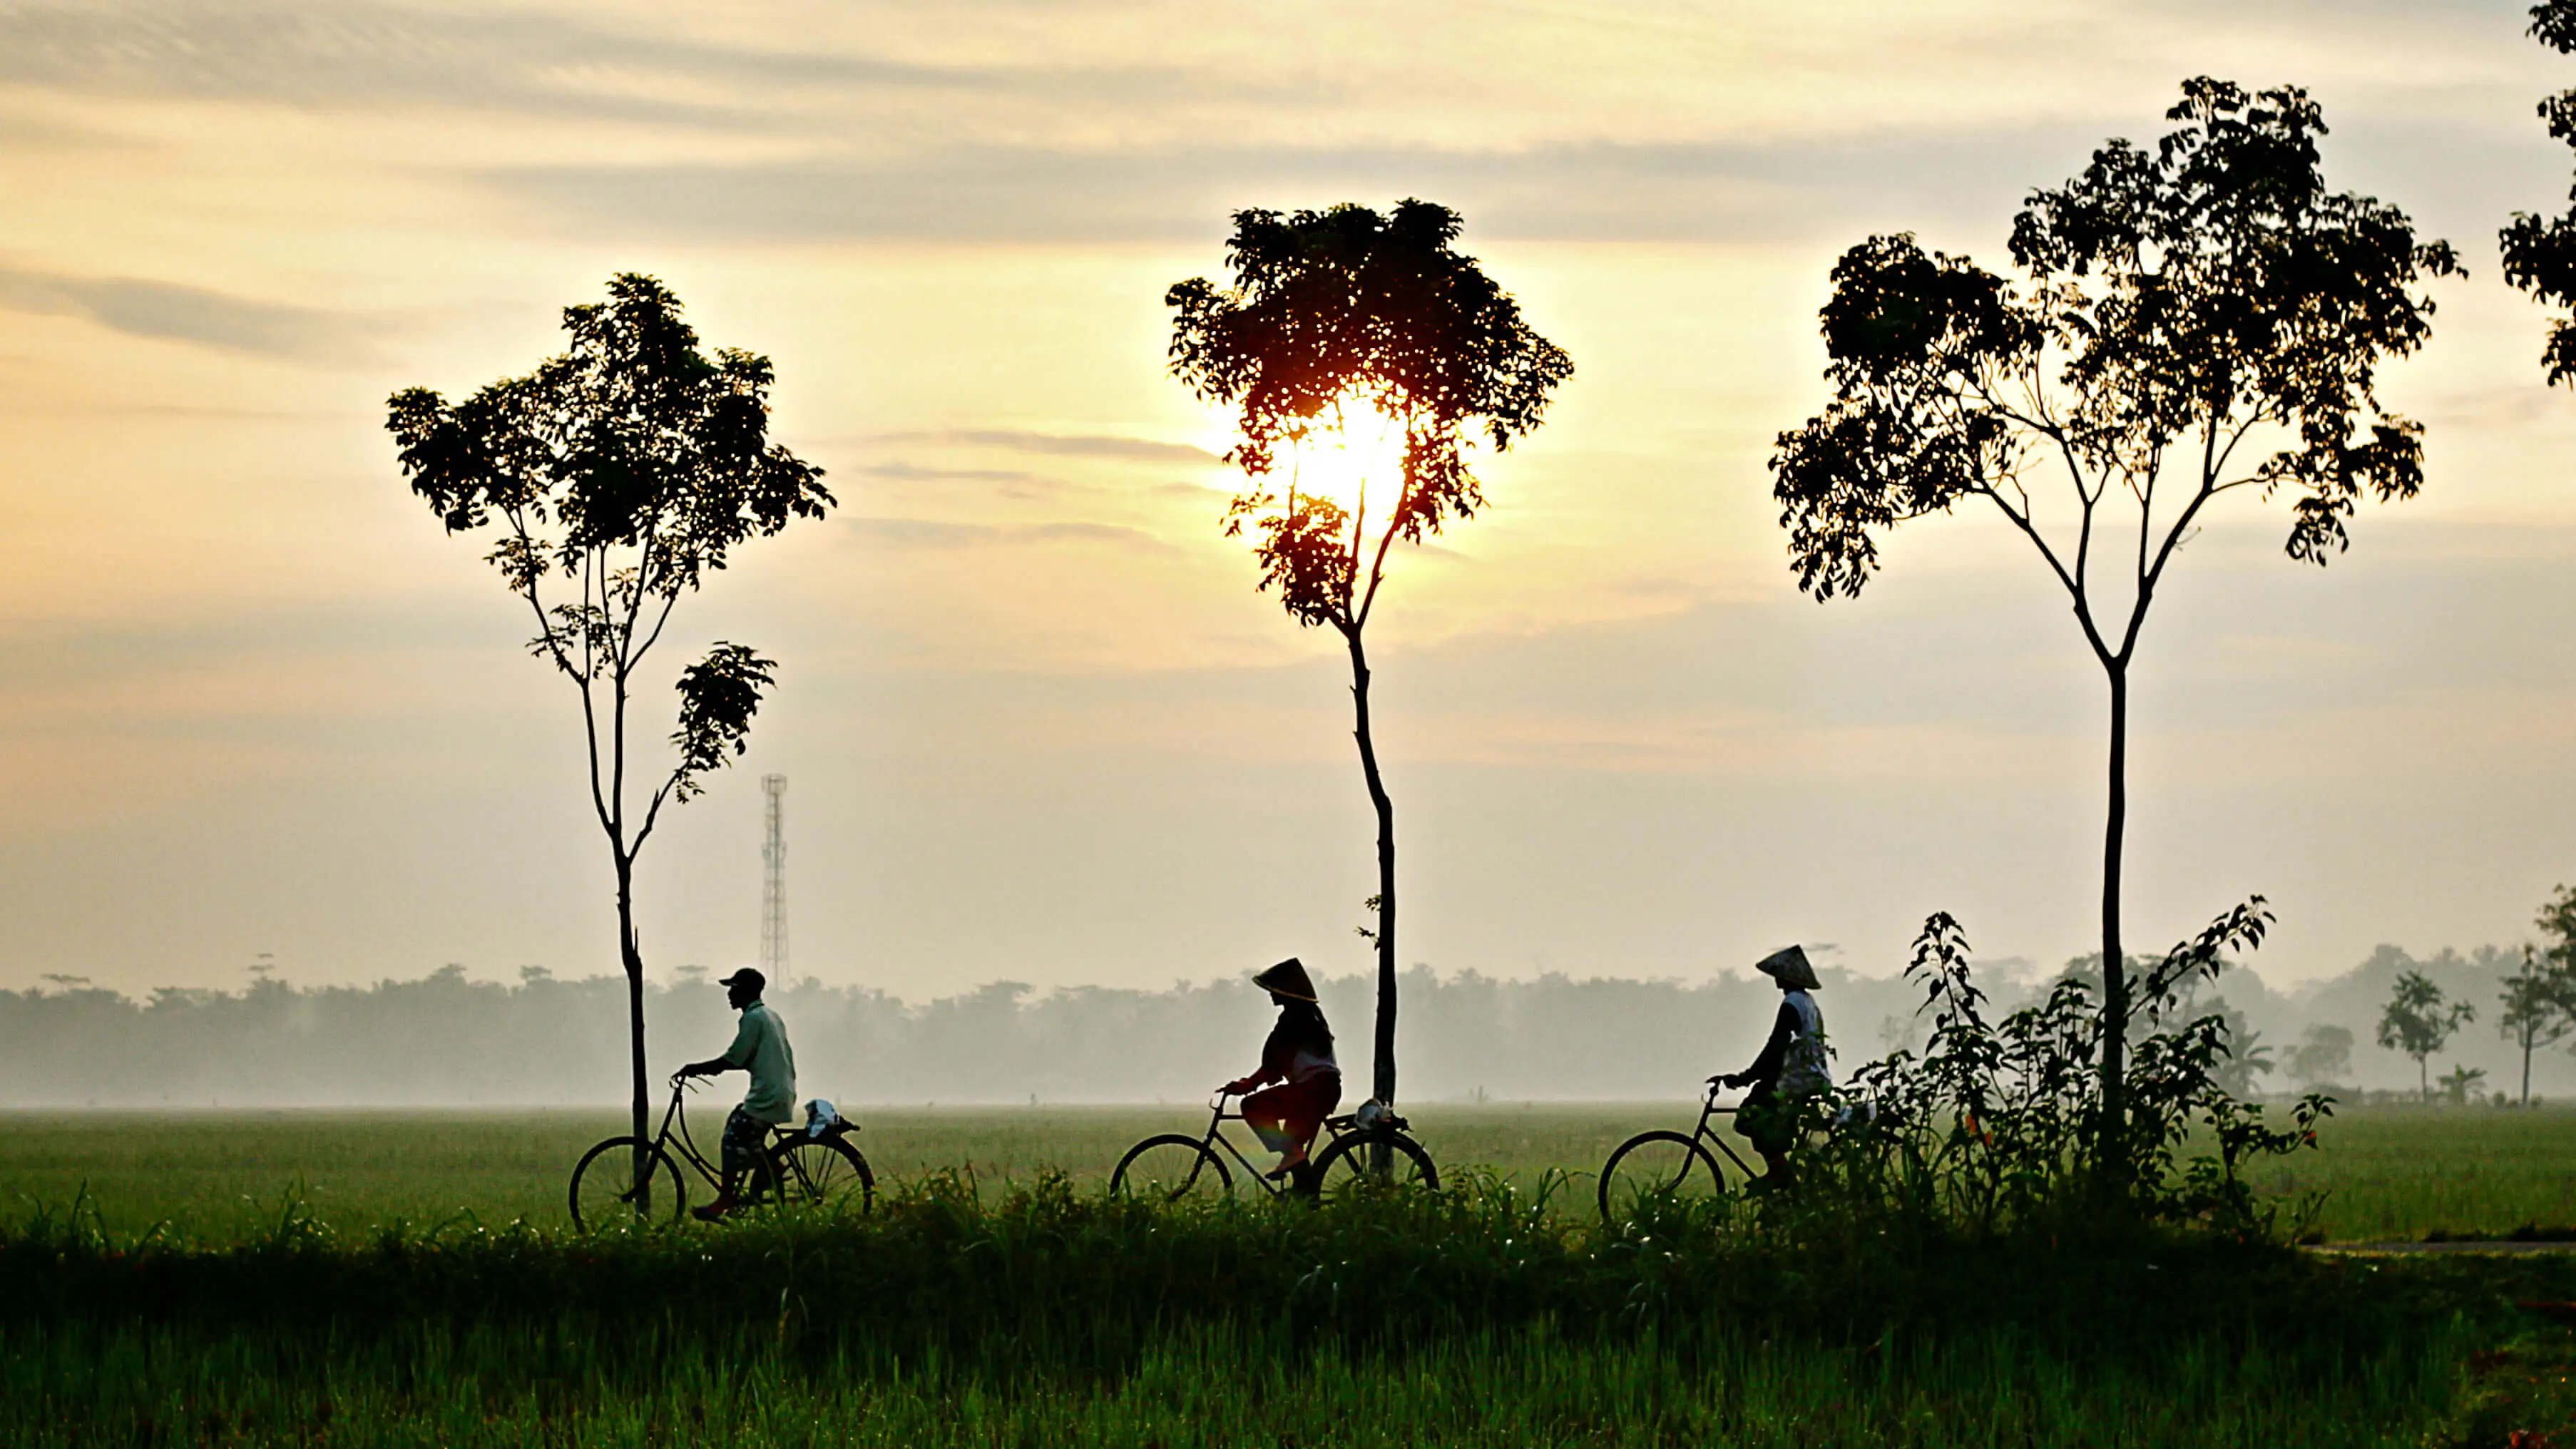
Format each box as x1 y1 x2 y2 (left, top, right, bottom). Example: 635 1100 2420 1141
694 1106 764 1221
1245 1080 1337 1176
1735 1084 1794 1189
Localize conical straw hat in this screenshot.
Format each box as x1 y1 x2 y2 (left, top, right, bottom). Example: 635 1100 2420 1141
1754 945 1821 991
1250 957 1319 1001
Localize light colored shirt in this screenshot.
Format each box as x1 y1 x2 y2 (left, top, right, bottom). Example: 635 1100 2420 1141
1780 989 1829 1097
721 1000 797 1123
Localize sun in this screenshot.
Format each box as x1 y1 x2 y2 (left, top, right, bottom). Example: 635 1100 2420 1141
1285 400 1407 523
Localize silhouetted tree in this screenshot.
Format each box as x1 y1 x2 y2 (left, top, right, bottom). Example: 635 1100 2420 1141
2540 883 2576 977
2503 1 2576 382
1769 79 2456 1160
2286 1023 2353 1090
1167 200 1572 1115
384 274 832 1157
2497 944 2576 1107
2378 969 2473 1102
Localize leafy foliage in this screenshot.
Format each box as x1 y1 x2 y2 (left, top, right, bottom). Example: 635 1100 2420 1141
2502 1 2576 383
1168 200 1572 635
1810 903 2330 1236
1774 78 2456 605
2378 970 2475 1101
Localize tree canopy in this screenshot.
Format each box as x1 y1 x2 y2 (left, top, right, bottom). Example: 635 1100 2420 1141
2503 0 2576 382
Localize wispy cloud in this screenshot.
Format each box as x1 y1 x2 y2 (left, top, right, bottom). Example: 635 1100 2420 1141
869 429 1219 464
0 264 361 359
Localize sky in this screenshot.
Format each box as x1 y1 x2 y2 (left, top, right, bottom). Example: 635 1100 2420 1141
4 0 2575 1005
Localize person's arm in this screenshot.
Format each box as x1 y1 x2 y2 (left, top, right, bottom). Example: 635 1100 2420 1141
679 1013 760 1078
1714 1000 1800 1088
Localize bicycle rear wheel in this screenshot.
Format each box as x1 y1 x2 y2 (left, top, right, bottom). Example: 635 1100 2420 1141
1597 1130 1726 1222
569 1136 687 1233
1110 1135 1232 1202
1309 1132 1438 1194
755 1134 875 1217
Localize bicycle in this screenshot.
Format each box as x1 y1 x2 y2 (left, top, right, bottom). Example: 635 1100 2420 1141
1595 1080 1763 1221
568 1072 874 1232
1110 1090 1438 1202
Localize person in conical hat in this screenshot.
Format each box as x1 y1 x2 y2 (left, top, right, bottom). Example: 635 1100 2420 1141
1713 945 1829 1189
1222 958 1341 1189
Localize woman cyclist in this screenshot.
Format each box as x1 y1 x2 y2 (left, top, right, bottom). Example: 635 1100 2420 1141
1713 944 1829 1190
1220 958 1341 1190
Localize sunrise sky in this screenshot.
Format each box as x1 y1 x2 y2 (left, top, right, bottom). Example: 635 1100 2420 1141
4 0 2575 1000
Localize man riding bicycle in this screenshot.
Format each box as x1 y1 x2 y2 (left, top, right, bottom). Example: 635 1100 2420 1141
674 967 796 1222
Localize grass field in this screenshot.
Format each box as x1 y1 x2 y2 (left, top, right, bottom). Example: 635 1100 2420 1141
3 1101 2571 1243
10 1102 2576 1445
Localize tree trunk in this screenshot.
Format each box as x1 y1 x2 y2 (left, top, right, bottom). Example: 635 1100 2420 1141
2523 1033 2534 1108
616 854 650 1197
2100 662 2130 1178
1344 628 1399 1122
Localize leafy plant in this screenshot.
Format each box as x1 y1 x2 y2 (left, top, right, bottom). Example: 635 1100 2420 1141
1814 902 2330 1237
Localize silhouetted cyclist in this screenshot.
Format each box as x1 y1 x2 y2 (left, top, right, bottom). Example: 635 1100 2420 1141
674 967 797 1222
1220 958 1341 1190
1713 945 1828 1190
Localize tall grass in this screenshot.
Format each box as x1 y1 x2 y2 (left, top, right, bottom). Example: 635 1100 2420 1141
11 1104 2575 1244
0 1312 2478 1448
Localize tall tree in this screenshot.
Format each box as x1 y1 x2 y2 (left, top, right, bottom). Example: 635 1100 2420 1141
2286 1023 2354 1090
2377 968 2473 1103
2502 1 2576 382
385 274 832 1159
1167 200 1572 1116
1769 78 2456 1162
2497 943 2576 1107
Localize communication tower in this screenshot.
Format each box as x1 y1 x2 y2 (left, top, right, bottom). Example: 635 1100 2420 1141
760 774 788 980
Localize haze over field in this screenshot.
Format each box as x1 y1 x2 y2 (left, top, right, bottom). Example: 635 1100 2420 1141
3 0 2575 1021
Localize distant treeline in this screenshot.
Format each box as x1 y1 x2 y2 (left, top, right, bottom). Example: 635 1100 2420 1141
0 945 2562 1107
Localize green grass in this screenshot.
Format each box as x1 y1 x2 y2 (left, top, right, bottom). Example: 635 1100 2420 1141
0 1168 2542 1448
0 1315 2484 1448
3 1102 2570 1244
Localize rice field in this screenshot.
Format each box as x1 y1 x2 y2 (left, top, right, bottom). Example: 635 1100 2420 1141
8 1102 2575 1445
1 1101 2570 1244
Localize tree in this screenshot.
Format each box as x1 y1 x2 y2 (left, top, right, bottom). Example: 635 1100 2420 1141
2498 943 2576 1107
2437 1063 2490 1109
2377 969 2473 1103
1167 200 1572 1115
384 274 832 1159
2285 1023 2353 1090
2502 1 2576 383
2540 883 2576 978
1769 78 2456 1159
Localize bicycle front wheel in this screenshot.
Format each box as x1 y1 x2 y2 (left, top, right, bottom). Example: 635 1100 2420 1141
1597 1130 1726 1222
569 1136 687 1233
1110 1135 1232 1202
1309 1132 1439 1195
757 1134 876 1217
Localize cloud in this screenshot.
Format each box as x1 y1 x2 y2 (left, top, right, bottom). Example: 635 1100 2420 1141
859 462 1048 484
477 130 2119 246
0 264 360 358
847 516 1174 552
0 2 1247 133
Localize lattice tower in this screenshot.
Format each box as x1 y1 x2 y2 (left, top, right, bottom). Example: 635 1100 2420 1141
760 774 787 980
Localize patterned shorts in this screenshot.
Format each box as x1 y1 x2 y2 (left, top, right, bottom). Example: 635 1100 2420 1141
722 1105 771 1179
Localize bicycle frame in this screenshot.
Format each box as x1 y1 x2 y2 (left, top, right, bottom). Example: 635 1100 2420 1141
1682 1084 1762 1179
1190 1090 1379 1196
653 1076 827 1201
